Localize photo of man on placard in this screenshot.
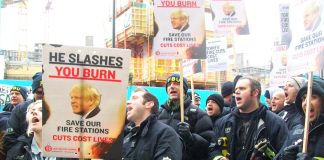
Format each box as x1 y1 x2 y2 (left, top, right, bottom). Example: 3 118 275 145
69 83 101 119
222 2 236 17
303 0 322 32
170 9 190 32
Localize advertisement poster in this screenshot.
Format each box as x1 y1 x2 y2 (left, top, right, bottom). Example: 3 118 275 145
206 37 228 72
210 0 250 36
153 0 206 59
42 44 130 159
287 0 324 75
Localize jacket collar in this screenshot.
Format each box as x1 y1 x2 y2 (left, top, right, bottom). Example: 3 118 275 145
162 95 192 112
139 115 157 137
129 114 157 138
232 103 267 119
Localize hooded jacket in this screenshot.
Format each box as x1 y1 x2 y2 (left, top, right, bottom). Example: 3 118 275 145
212 104 288 160
281 78 324 158
158 95 215 160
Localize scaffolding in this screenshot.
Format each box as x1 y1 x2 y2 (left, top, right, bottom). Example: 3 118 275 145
106 0 230 89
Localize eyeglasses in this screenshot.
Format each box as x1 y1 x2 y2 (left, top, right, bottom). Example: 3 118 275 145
35 90 44 95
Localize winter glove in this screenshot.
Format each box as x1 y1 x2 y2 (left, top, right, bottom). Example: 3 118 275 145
296 152 312 160
281 144 300 160
176 122 193 145
250 138 269 160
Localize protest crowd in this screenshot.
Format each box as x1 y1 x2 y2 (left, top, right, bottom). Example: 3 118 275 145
0 70 323 160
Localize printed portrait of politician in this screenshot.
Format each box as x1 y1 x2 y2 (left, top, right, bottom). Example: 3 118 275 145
304 0 322 32
69 83 101 119
170 9 190 32
222 2 236 17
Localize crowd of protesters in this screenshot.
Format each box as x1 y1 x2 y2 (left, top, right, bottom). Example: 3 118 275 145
0 71 323 160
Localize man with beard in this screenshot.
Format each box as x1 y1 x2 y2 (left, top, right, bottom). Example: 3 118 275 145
211 76 288 160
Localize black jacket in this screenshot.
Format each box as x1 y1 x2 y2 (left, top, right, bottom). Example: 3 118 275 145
0 111 11 131
0 111 11 159
278 103 303 130
3 103 14 112
6 133 78 160
210 115 222 129
279 78 324 158
123 115 182 160
6 133 33 160
212 104 288 160
158 95 215 160
3 100 33 153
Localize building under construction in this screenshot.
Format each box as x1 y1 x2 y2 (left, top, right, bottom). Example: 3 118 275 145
105 0 242 90
0 0 270 88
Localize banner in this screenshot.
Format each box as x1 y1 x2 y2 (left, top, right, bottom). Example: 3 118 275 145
42 44 130 159
211 0 249 36
153 0 206 59
287 0 324 75
206 37 228 72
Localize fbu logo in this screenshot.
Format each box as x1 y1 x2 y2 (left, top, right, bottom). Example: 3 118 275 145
45 144 53 152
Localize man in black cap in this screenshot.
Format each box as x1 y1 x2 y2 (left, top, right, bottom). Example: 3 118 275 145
193 92 201 107
187 91 201 107
31 72 43 101
3 72 43 154
205 93 224 129
158 73 215 160
221 81 234 115
0 86 27 158
3 86 28 112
